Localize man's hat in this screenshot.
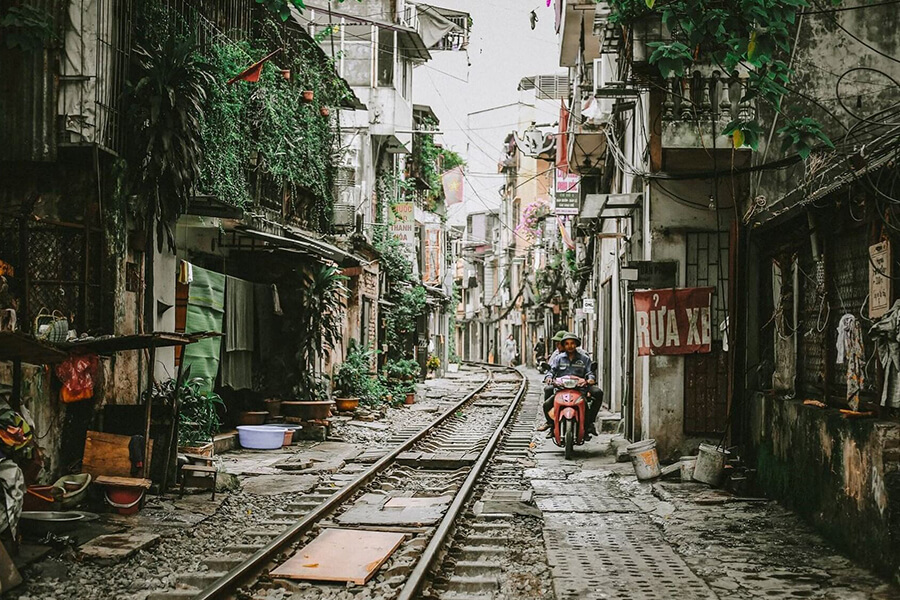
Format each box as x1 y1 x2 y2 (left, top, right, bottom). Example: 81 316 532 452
552 330 567 342
561 332 581 344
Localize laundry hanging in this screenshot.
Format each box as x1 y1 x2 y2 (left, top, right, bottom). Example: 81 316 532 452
221 276 254 390
836 313 864 411
181 266 225 391
870 300 900 408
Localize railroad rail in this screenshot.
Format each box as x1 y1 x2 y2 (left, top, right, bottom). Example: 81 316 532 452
150 363 527 600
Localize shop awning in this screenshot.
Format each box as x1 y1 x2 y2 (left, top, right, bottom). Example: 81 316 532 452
228 226 363 267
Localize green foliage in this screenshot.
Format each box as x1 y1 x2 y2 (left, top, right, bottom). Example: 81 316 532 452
383 358 421 380
145 374 225 447
333 341 374 397
178 378 225 446
608 0 840 158
426 355 441 372
375 234 414 285
778 117 834 160
0 4 53 51
383 285 427 359
196 27 352 230
125 21 213 252
293 265 347 399
199 43 254 206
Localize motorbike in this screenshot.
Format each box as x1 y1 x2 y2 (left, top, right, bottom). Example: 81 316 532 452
549 375 588 459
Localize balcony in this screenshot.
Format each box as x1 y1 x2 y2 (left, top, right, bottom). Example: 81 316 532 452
660 70 756 150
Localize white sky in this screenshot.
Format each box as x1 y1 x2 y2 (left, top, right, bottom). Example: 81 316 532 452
412 0 565 224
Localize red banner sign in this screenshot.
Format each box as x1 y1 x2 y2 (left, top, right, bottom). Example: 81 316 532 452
633 287 715 356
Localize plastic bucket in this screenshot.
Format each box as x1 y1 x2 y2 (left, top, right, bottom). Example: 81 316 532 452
626 439 661 480
679 456 697 482
693 443 730 486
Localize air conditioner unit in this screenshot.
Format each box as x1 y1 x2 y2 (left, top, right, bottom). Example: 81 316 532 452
333 202 356 229
593 56 637 98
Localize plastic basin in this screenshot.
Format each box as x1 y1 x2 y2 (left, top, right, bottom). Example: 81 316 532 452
237 425 286 450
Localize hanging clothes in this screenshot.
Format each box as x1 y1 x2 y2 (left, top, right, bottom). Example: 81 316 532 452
836 314 865 411
221 276 254 390
255 283 277 360
182 266 226 391
870 300 900 408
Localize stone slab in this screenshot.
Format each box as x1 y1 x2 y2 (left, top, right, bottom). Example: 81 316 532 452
79 531 160 561
337 495 448 526
241 474 319 496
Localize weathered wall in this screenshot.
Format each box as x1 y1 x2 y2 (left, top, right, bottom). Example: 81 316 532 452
749 394 900 577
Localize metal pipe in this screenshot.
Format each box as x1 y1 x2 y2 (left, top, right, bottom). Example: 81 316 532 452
396 368 527 600
193 366 493 600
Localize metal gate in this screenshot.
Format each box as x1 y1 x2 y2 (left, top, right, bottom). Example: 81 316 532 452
684 231 730 435
0 214 103 334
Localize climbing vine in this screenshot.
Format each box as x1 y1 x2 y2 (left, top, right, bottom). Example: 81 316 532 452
606 0 840 158
196 22 353 230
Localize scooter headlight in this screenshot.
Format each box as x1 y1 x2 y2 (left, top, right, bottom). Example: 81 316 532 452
562 379 578 389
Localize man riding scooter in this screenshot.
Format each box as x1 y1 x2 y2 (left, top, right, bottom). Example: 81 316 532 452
539 330 568 373
537 333 602 438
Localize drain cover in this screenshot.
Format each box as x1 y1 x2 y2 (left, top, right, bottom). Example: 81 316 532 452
544 521 716 600
536 495 638 513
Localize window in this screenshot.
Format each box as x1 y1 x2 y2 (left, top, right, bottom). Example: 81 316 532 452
377 28 395 87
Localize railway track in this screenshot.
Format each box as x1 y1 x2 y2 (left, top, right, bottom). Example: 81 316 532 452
149 364 528 600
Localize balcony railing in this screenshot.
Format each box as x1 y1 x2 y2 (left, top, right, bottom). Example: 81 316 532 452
660 70 756 149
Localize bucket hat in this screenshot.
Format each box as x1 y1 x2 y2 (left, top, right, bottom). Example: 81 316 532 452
561 332 581 344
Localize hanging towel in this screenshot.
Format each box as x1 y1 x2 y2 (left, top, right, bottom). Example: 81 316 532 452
178 260 194 284
182 266 225 391
221 276 255 390
272 284 283 316
225 276 255 352
835 314 865 411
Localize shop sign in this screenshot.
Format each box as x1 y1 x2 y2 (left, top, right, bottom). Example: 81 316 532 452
554 168 580 215
583 298 596 314
391 202 416 247
623 261 678 289
633 287 714 356
870 241 892 319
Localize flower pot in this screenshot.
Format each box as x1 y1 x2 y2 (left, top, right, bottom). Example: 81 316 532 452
404 392 416 405
447 363 459 373
282 401 332 421
263 398 283 418
320 106 330 117
335 397 359 412
239 411 269 426
179 442 214 458
301 90 314 102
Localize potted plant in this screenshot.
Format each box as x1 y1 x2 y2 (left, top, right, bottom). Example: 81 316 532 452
177 378 226 456
382 359 421 406
426 354 440 377
447 352 460 373
319 106 330 117
333 342 373 412
301 89 314 102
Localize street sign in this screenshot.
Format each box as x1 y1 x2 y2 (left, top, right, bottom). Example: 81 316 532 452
554 169 580 215
626 261 678 289
633 287 714 356
870 241 892 318
583 298 595 314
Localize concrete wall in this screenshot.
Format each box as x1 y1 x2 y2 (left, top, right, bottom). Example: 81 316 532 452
749 393 900 577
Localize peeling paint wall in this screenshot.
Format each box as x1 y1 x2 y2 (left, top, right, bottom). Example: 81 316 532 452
749 393 900 577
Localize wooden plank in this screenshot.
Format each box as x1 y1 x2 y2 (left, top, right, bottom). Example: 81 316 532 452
270 528 405 584
82 431 152 479
94 475 152 489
